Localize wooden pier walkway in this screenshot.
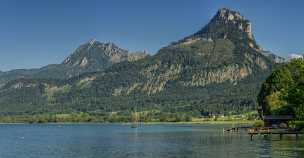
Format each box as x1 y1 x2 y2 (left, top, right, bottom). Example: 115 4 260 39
224 126 252 132
248 128 304 141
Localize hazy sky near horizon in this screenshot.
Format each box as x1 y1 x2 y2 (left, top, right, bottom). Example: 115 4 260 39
0 0 303 71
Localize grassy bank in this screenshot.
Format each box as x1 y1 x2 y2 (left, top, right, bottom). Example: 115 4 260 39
137 120 255 125
0 112 258 124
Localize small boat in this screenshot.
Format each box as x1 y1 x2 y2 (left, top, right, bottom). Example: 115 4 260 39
131 124 138 128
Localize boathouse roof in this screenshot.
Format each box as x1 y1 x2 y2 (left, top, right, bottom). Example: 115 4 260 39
263 115 294 120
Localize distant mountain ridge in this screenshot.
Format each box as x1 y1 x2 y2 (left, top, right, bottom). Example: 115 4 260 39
0 40 148 87
261 51 286 63
0 8 283 116
60 39 147 78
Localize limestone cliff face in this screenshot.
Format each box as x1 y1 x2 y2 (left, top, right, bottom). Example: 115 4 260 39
182 64 251 87
139 63 249 94
127 52 148 62
139 63 182 95
113 63 182 95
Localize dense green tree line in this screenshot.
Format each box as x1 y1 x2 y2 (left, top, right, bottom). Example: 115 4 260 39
258 59 304 119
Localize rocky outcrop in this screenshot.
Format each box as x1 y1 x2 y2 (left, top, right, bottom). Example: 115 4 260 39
182 64 251 87
127 51 148 62
217 8 253 38
113 63 182 95
177 8 261 51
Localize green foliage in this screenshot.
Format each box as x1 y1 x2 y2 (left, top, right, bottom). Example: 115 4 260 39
258 59 304 119
253 120 264 127
294 104 304 120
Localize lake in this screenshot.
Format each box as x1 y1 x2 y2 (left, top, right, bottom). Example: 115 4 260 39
0 124 303 158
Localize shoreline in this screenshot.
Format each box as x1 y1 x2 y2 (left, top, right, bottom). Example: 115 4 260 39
0 120 256 125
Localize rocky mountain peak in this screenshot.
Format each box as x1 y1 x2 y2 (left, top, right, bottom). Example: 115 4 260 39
61 39 148 77
99 42 128 56
88 38 96 46
215 8 245 22
213 8 252 38
63 40 128 66
81 39 128 55
178 8 259 50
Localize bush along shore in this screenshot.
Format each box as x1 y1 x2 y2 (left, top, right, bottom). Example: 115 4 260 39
0 111 259 124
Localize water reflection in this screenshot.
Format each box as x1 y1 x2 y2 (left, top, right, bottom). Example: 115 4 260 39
0 124 303 158
253 133 304 158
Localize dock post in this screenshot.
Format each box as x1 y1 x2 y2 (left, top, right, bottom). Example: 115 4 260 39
250 134 253 141
263 134 268 139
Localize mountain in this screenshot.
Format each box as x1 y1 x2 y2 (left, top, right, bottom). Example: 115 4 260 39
61 39 148 77
33 39 147 79
288 53 304 60
0 40 147 87
0 8 279 116
0 69 39 88
261 51 286 63
177 8 259 49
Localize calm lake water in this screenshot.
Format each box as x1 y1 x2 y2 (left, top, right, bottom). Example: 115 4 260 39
0 124 303 158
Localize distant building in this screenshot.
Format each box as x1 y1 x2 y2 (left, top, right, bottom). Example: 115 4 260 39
263 115 294 128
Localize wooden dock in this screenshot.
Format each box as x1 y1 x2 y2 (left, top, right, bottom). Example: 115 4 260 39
248 128 304 140
224 126 252 132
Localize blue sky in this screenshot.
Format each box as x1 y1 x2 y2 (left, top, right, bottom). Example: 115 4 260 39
0 0 303 71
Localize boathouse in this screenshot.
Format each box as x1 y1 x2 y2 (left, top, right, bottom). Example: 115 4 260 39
263 115 294 128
